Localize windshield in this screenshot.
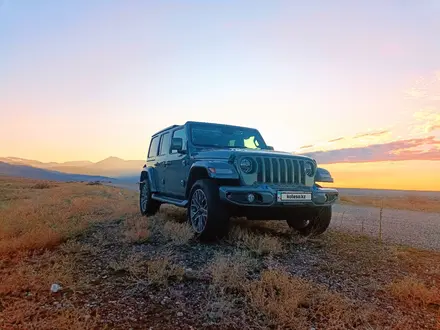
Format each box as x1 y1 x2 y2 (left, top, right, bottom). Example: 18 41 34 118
190 123 268 149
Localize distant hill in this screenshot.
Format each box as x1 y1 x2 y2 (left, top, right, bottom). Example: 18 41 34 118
0 156 145 177
0 161 114 182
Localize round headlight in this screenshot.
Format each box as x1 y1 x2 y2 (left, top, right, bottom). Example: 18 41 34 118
304 161 315 177
240 158 253 174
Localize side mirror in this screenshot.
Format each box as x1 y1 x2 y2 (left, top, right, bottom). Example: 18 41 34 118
171 137 185 153
267 146 274 150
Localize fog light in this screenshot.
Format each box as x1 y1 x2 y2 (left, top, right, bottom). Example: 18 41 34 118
247 193 255 203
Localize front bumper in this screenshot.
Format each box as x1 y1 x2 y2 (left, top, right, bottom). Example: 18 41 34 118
219 184 338 207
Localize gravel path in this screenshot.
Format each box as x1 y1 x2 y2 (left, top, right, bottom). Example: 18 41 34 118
110 182 440 251
332 203 440 251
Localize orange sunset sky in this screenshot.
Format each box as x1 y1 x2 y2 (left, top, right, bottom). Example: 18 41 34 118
1 1 439 191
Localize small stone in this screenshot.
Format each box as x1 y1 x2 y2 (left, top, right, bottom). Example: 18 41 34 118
50 283 62 293
177 312 183 317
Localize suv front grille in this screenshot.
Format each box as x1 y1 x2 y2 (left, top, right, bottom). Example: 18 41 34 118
255 157 306 185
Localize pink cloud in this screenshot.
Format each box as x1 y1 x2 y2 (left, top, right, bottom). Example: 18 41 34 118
301 136 440 164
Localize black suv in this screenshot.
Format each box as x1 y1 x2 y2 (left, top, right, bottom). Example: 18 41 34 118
139 121 338 240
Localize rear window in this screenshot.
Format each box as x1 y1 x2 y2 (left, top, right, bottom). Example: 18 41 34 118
148 136 160 158
159 132 171 155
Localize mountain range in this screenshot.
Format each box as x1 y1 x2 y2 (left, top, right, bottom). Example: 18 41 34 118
0 157 144 183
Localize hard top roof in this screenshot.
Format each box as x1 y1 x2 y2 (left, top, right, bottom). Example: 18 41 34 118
151 121 258 137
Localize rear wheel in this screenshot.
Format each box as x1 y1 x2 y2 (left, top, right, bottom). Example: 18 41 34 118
187 179 230 241
140 178 160 216
286 206 332 236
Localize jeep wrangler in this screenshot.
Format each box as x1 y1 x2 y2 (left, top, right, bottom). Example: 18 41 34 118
139 121 338 241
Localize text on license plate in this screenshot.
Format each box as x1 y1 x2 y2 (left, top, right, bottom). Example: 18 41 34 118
277 191 312 202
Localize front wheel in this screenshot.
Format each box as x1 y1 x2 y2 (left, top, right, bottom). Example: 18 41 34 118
187 179 230 241
286 206 332 236
140 179 161 216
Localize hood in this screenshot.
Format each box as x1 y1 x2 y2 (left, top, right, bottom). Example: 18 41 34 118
192 147 315 162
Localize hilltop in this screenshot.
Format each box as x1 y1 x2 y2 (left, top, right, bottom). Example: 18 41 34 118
0 156 145 178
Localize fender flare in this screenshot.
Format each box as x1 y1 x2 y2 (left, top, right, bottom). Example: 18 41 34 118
189 160 239 180
185 161 240 198
139 167 159 192
315 167 334 183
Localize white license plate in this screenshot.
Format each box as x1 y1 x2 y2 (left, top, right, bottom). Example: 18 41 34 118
277 191 312 202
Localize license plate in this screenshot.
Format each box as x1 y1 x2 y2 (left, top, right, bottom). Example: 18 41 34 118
277 191 312 202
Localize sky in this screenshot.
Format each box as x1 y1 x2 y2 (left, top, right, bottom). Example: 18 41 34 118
1 0 439 190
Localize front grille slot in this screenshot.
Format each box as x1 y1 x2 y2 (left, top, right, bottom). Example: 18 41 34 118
255 156 305 185
279 159 286 183
272 159 279 183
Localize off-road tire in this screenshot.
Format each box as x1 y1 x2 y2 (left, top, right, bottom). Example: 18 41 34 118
286 206 332 236
187 179 230 241
139 179 160 216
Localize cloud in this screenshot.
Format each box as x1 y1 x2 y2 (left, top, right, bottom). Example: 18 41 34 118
301 136 440 164
354 130 390 139
299 144 314 149
412 109 440 134
328 137 344 143
405 88 427 99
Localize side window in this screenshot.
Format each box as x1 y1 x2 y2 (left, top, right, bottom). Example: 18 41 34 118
171 128 187 154
159 132 171 155
148 136 160 158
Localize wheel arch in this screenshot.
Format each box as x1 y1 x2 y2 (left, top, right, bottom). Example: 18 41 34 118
185 166 210 198
139 167 159 192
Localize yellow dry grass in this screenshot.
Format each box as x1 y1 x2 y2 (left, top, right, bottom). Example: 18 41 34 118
388 276 440 308
339 194 440 213
0 176 138 256
227 225 284 255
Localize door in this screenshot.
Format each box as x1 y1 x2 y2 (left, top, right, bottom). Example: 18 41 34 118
165 127 190 199
155 132 171 194
146 135 161 192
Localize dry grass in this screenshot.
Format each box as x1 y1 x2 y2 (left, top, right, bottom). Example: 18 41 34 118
31 181 54 189
0 176 137 256
160 220 194 245
123 214 150 243
388 276 440 308
109 251 146 277
146 257 185 286
227 225 284 255
246 269 368 329
339 194 440 213
206 250 257 294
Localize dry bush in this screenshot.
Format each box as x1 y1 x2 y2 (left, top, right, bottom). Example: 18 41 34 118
206 250 257 294
246 269 312 327
146 212 193 245
246 269 370 329
393 246 440 281
159 204 187 222
123 215 150 243
228 225 284 255
146 257 185 286
388 276 440 307
86 180 102 186
109 252 146 277
31 181 53 189
160 220 193 245
0 179 137 255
